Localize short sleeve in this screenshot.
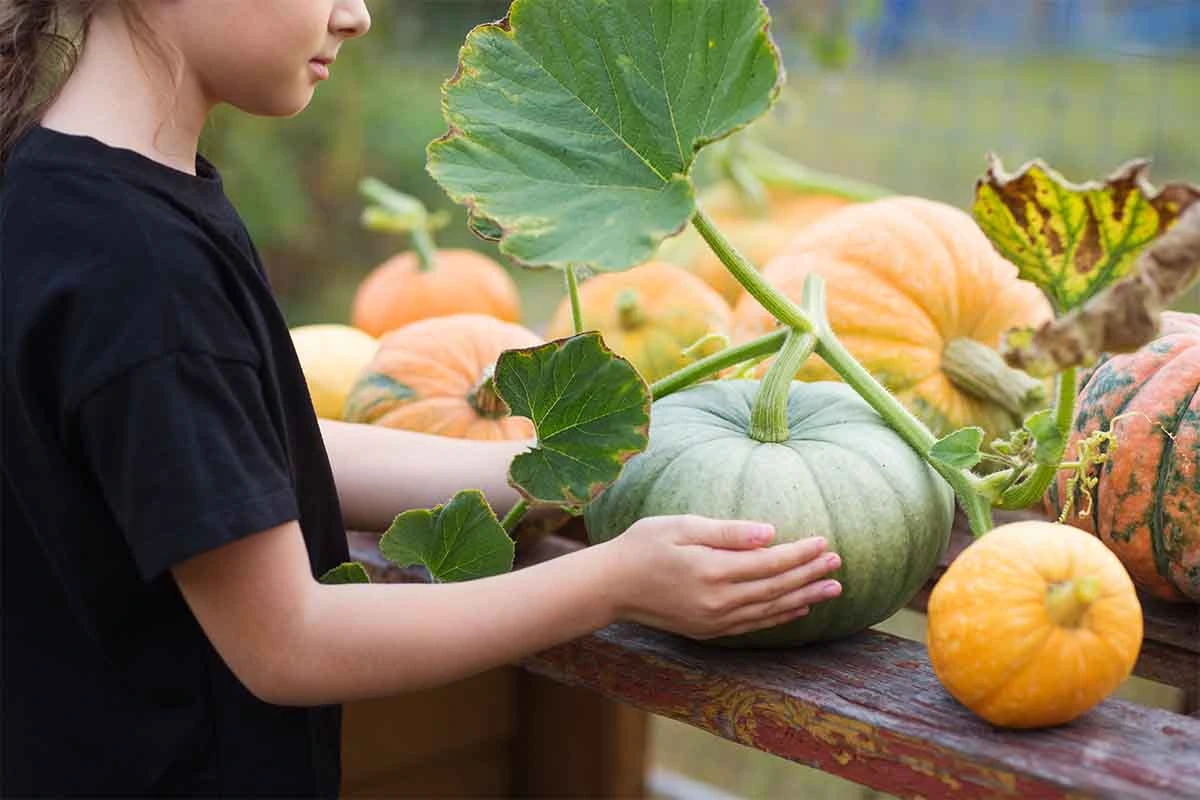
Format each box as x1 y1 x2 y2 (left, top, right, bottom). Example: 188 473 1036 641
76 351 300 581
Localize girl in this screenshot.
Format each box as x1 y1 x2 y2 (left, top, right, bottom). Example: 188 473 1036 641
0 1 843 796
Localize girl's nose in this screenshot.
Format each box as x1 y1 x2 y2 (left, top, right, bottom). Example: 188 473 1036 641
331 0 371 39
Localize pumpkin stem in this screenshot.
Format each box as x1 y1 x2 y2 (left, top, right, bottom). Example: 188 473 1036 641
409 226 441 273
749 277 823 443
358 178 441 272
942 337 1046 418
749 327 815 443
1044 576 1102 627
615 289 646 329
467 367 509 419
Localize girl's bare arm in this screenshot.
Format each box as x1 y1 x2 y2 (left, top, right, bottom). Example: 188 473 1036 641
317 419 531 533
171 515 842 707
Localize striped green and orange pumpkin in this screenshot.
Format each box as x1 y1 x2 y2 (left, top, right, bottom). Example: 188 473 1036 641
1048 311 1200 602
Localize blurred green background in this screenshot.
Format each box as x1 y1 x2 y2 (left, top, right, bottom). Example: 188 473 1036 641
200 2 1199 797
200 0 1200 336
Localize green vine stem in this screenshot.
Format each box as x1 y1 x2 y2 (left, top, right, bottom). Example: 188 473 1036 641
680 333 731 360
736 140 894 203
500 499 528 534
693 206 995 535
566 265 584 334
692 207 814 333
651 330 787 399
996 367 1078 510
750 328 817 442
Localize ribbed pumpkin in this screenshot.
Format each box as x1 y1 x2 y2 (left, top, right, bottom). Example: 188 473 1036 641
342 314 539 440
351 249 521 337
732 197 1054 444
289 324 379 419
545 262 733 384
1047 311 1200 602
657 183 851 304
585 380 954 646
928 521 1143 728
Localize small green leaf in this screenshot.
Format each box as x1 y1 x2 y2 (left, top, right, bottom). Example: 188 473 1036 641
1024 409 1066 466
427 0 783 270
319 562 370 585
973 156 1200 313
929 427 985 470
379 490 515 583
495 333 650 510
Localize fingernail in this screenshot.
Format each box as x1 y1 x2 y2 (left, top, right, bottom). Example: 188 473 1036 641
793 606 810 617
750 524 775 543
822 580 842 598
824 553 841 569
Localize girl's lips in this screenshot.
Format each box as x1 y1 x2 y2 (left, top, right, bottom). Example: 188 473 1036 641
309 60 331 80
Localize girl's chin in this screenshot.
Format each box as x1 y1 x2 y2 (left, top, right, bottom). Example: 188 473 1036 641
235 85 317 119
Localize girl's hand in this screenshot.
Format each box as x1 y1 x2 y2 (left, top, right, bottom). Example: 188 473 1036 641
600 515 843 639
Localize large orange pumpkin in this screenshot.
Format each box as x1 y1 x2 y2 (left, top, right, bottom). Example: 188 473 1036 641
732 197 1054 444
928 520 1142 728
1047 311 1200 602
351 249 521 337
545 262 733 384
342 314 539 440
657 183 851 304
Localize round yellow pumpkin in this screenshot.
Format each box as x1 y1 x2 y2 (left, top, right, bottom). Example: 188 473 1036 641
545 262 733 384
342 314 540 440
657 183 851 305
733 196 1054 444
289 324 379 419
927 520 1143 728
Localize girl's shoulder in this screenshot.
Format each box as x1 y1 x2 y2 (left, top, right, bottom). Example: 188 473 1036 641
2 131 266 412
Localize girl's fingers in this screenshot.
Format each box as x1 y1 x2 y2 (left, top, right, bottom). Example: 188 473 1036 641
672 515 776 551
722 580 842 629
719 604 811 638
719 536 829 582
727 551 841 605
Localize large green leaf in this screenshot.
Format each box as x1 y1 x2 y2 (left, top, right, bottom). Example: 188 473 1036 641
973 156 1200 313
379 490 515 583
427 0 782 270
495 333 650 510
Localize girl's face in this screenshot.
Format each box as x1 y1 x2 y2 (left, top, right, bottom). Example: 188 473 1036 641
164 0 371 116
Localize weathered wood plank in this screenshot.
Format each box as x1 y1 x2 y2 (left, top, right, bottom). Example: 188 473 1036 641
523 623 1200 800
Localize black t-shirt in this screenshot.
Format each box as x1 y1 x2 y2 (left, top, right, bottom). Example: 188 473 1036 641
1 126 349 797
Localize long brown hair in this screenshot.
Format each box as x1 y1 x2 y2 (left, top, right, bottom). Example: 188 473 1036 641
0 1 161 170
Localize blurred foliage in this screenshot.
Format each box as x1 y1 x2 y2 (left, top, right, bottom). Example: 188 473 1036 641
200 1 1200 331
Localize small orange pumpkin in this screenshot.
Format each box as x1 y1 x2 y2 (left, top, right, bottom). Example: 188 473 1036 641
927 520 1142 729
657 183 851 304
351 249 522 337
545 262 733 384
733 197 1054 444
342 314 539 440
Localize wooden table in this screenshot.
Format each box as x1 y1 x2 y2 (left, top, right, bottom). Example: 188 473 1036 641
344 511 1200 799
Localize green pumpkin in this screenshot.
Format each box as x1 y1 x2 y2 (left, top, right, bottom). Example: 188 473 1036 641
585 380 955 646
